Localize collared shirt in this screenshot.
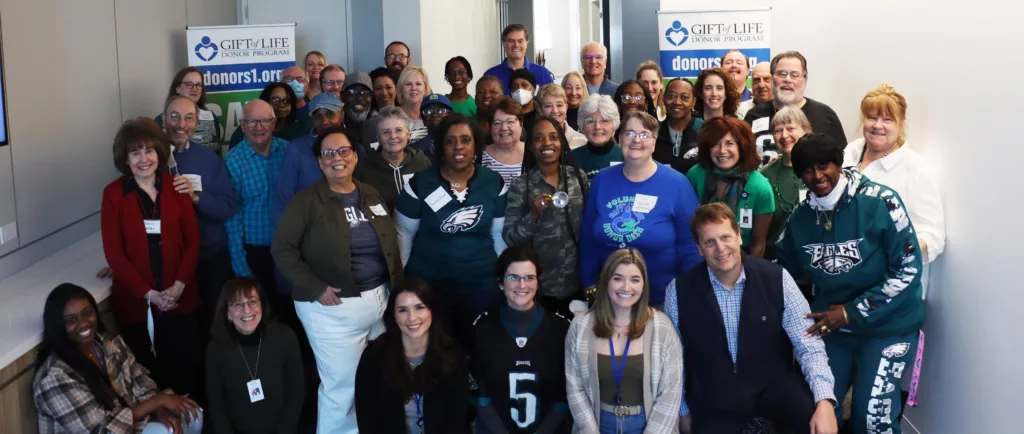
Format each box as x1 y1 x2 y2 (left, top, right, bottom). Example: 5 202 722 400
482 58 555 95
664 266 836 414
224 136 290 277
842 138 945 264
34 335 159 434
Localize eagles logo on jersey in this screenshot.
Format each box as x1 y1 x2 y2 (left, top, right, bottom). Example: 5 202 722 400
440 205 484 233
803 239 864 275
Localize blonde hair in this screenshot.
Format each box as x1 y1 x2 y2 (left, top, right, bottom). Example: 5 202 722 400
635 61 666 117
396 65 432 106
304 50 327 66
561 71 590 101
536 83 567 105
590 249 652 340
860 84 907 147
770 106 812 134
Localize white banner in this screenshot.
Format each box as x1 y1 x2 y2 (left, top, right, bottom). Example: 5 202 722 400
657 8 771 79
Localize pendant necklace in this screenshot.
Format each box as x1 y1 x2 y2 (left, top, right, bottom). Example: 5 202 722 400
815 209 833 231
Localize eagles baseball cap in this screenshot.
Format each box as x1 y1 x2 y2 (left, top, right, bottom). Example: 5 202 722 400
420 93 453 110
308 92 342 115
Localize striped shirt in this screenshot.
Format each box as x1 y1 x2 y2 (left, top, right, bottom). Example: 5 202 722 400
664 266 836 414
481 150 522 184
224 137 290 277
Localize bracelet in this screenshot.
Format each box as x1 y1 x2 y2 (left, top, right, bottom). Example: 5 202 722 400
842 308 849 325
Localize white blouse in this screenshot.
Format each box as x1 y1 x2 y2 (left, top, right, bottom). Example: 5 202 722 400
843 138 946 264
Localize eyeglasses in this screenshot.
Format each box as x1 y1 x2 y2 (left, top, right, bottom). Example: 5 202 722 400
180 81 203 90
492 118 519 129
386 53 408 61
623 131 652 142
269 96 292 105
283 76 308 84
322 79 344 87
583 118 614 126
774 70 804 79
583 54 604 61
320 147 355 159
344 88 372 98
423 107 451 117
621 94 645 103
241 118 275 128
167 113 196 123
504 274 538 284
228 299 260 311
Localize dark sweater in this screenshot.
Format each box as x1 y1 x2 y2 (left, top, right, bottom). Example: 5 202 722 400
355 338 470 434
353 147 431 212
172 141 236 257
205 321 305 434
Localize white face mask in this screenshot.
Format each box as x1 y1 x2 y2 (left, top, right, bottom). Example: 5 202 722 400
512 88 534 106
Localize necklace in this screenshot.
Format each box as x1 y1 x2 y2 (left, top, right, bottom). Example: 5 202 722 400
858 141 901 170
236 333 263 381
815 209 833 231
771 166 800 213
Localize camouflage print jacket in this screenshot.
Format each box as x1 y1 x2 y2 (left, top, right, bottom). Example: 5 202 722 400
502 166 589 299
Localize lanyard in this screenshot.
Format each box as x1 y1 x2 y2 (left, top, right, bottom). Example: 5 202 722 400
236 333 263 381
91 342 106 370
608 337 632 405
413 393 424 433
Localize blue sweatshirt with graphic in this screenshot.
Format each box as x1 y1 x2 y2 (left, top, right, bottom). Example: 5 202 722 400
579 164 702 301
776 170 924 337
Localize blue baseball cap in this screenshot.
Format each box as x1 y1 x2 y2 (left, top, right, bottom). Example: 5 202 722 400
308 92 342 116
420 93 453 110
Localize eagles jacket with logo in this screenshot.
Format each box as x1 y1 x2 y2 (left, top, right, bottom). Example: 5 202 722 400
396 166 508 293
775 170 924 337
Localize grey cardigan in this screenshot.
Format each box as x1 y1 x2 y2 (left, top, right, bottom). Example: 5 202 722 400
564 310 683 433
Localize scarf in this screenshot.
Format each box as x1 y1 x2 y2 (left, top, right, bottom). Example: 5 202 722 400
702 166 750 212
808 174 849 211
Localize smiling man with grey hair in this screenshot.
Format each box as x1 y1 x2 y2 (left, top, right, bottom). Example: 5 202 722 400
580 42 618 96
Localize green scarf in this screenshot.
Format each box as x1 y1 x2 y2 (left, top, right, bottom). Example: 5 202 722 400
702 166 749 212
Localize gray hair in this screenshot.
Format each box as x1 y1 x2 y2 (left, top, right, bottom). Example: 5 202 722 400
770 106 812 133
163 94 199 116
580 41 608 59
376 106 412 137
578 94 620 132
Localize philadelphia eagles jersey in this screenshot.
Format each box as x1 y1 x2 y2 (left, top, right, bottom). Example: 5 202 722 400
396 166 507 289
743 98 847 167
471 305 570 433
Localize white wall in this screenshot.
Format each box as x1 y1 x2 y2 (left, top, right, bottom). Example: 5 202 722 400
245 0 350 70
660 1 1019 432
419 0 500 98
533 0 578 79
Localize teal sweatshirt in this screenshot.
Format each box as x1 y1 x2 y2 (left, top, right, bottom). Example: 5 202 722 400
776 169 924 337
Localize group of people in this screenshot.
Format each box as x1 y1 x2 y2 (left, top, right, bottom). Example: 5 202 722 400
29 21 945 434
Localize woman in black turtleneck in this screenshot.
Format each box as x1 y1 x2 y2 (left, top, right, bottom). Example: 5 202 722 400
471 245 572 434
571 94 625 181
205 278 304 434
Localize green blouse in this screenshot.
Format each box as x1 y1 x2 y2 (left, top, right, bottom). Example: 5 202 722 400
685 164 776 247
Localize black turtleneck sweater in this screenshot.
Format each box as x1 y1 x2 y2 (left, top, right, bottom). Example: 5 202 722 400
205 321 305 434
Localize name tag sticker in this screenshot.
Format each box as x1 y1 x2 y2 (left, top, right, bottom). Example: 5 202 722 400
247 379 265 403
752 117 770 133
370 204 388 217
402 173 415 187
632 194 658 213
739 208 753 229
183 174 203 192
610 161 623 166
199 109 215 121
144 220 161 234
424 186 453 213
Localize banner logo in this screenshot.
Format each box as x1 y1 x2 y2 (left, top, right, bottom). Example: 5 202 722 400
665 21 689 46
194 36 219 62
803 239 864 275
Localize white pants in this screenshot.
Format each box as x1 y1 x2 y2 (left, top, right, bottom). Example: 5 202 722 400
295 283 388 434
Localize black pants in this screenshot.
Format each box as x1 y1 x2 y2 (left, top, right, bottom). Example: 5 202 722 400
245 244 313 370
196 247 235 333
120 312 202 396
693 371 816 434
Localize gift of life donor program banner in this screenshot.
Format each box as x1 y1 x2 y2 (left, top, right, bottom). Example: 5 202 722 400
187 24 296 155
657 8 771 81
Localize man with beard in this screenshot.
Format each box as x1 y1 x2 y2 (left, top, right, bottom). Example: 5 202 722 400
162 95 236 328
737 62 772 120
342 72 374 145
272 92 344 226
744 51 845 166
410 93 453 161
384 41 411 75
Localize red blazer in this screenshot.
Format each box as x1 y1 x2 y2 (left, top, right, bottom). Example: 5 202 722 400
101 172 200 324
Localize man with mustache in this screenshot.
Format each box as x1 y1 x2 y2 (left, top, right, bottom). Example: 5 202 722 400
384 41 411 74
483 24 555 95
743 51 846 166
342 72 374 143
162 95 236 328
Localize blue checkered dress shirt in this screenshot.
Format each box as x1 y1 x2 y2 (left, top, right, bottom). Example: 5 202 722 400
224 137 289 277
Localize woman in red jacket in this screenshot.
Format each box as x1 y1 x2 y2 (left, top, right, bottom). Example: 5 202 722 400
101 117 202 397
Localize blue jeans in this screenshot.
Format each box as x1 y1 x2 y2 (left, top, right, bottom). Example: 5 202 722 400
141 411 203 434
599 408 646 434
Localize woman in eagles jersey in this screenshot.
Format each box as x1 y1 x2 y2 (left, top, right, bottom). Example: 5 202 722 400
775 133 924 434
395 113 509 352
472 245 571 434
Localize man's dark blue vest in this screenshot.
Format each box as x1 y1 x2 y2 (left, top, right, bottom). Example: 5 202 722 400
675 254 795 416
